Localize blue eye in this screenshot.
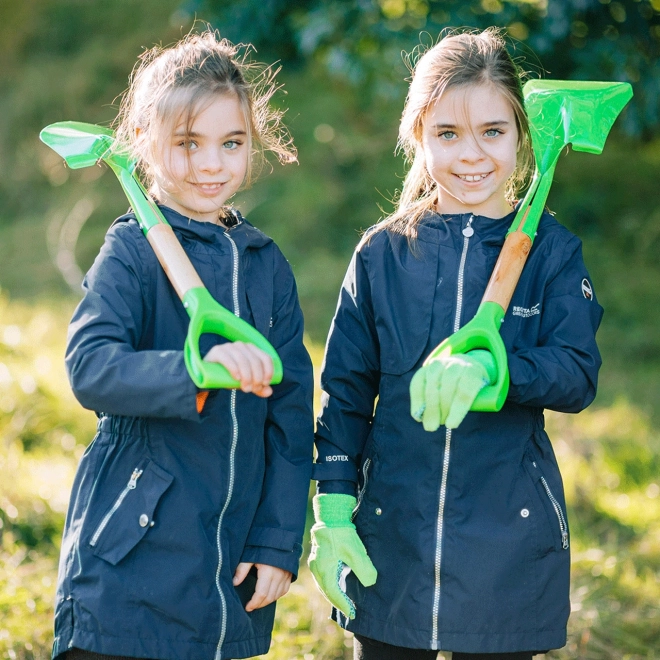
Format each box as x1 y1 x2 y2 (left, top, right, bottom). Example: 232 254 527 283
485 129 502 138
178 139 197 150
223 140 242 150
439 131 456 140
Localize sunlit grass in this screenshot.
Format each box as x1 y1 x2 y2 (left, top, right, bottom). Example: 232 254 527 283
1 297 658 660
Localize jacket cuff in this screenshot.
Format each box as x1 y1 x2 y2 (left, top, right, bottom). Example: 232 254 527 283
245 526 301 552
311 460 358 482
317 479 357 496
240 545 303 579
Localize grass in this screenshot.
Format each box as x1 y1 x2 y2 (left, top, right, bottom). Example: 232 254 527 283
0 296 659 660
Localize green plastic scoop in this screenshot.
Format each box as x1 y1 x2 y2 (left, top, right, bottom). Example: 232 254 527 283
39 121 283 389
414 80 632 413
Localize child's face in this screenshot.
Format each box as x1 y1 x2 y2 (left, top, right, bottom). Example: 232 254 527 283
151 92 249 223
421 83 519 218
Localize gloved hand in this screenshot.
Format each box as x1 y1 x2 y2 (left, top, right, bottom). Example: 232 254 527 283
410 350 497 432
308 493 377 619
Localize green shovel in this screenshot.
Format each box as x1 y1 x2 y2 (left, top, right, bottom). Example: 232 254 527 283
412 80 632 415
39 121 283 389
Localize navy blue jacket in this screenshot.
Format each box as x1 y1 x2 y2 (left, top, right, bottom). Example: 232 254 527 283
313 210 602 653
54 206 314 660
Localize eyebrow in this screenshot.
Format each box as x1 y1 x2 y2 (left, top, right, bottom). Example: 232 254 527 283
174 129 248 138
431 120 511 130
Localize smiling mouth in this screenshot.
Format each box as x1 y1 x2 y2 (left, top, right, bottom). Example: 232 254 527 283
456 173 490 182
193 182 227 194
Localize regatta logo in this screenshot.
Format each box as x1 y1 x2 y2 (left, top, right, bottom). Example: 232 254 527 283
326 455 349 462
512 303 540 318
582 278 593 300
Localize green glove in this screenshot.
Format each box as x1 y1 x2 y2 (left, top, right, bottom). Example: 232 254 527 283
308 493 377 619
410 350 497 432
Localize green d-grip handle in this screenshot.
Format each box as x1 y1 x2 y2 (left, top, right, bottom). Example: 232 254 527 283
183 288 283 389
424 301 509 412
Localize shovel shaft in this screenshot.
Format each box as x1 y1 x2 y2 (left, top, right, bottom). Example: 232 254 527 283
482 231 533 313
147 224 203 300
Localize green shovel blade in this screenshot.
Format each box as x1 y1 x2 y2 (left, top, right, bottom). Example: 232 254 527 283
40 121 284 391
524 80 633 173
39 121 134 172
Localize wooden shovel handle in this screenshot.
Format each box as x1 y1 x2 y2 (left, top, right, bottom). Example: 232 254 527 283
146 224 203 299
482 231 533 312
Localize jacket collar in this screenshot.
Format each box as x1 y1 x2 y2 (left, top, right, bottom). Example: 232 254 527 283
158 204 273 251
417 204 520 245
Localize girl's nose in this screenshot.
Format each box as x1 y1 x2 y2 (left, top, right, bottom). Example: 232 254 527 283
459 135 485 162
198 146 225 173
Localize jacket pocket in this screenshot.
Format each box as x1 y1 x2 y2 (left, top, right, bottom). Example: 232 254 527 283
351 457 372 522
89 459 173 565
352 448 382 544
524 455 569 552
539 474 569 550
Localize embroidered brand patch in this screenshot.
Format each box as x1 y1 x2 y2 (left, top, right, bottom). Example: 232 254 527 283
582 278 593 300
326 455 349 462
512 303 540 318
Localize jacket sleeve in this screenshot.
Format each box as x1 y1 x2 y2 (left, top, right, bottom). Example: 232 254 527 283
239 251 314 578
507 235 603 412
65 222 201 421
311 248 381 497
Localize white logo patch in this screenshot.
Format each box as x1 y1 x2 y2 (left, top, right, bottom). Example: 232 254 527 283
326 455 349 462
512 303 540 318
582 278 593 300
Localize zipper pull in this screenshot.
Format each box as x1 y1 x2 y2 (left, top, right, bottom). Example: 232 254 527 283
128 468 143 490
462 215 474 237
561 532 569 550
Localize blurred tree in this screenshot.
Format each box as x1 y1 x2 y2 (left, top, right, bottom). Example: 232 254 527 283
0 0 186 296
193 0 660 137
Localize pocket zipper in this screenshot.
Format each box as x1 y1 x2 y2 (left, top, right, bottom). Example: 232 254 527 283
90 468 143 547
540 475 569 549
351 458 371 521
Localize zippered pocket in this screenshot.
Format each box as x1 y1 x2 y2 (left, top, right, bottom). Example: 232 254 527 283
540 475 569 550
524 456 569 552
90 467 143 547
89 459 173 565
351 458 372 521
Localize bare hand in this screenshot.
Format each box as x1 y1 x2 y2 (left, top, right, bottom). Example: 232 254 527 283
233 562 292 612
204 342 274 397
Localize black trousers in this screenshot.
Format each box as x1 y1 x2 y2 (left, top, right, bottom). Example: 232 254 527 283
63 650 154 660
354 635 534 660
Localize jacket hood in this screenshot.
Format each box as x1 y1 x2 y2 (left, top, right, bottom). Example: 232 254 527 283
116 203 273 252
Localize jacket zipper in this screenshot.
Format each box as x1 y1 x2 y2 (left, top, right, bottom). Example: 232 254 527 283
431 215 474 650
351 458 372 521
540 476 569 549
89 468 143 547
215 230 241 660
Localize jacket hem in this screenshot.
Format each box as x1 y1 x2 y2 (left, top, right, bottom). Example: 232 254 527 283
53 626 271 660
339 609 566 653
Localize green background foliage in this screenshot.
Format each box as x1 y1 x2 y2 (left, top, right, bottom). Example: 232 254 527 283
0 0 659 658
